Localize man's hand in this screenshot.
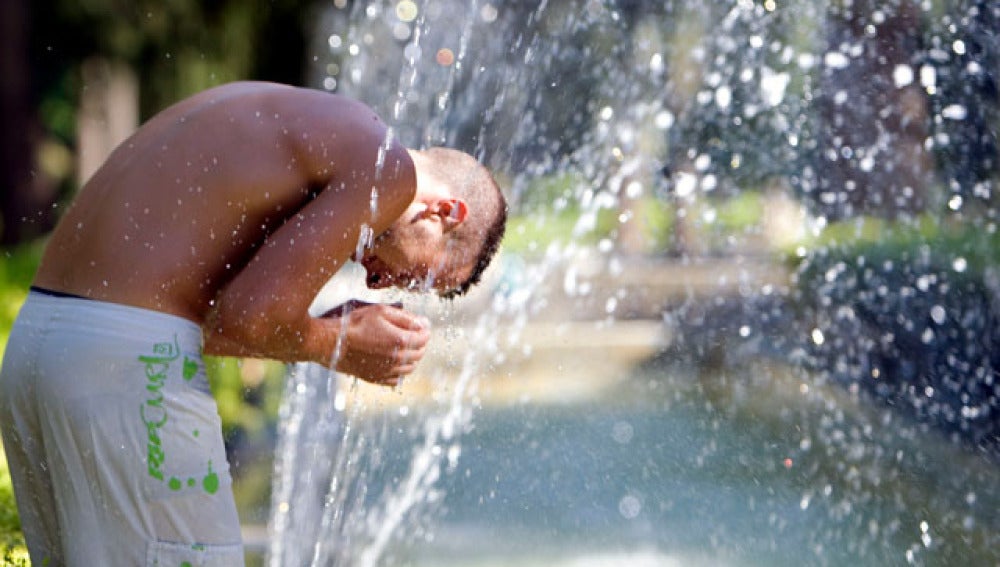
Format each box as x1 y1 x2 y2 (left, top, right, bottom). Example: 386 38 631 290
320 300 430 387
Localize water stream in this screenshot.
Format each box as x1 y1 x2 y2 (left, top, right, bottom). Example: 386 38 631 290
259 1 999 565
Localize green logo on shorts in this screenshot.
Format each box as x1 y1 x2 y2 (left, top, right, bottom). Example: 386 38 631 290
139 336 217 495
182 357 198 381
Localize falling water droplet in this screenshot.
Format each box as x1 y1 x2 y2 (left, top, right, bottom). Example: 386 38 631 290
930 305 946 324
618 495 641 519
811 328 825 345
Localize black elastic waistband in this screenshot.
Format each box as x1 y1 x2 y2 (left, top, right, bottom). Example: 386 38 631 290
29 286 91 301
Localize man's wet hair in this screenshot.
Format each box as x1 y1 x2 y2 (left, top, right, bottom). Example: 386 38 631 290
419 147 507 299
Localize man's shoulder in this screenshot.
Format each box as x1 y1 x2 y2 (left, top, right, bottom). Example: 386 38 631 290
227 82 368 109
231 83 381 132
178 82 368 117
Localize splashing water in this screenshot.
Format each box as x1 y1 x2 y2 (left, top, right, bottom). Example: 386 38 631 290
265 1 1000 565
268 281 499 566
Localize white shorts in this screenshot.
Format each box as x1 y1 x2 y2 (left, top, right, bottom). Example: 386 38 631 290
0 290 244 566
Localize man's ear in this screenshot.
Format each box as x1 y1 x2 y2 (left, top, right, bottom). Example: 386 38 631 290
439 199 468 231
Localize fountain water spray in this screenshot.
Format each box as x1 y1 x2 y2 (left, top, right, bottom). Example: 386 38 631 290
264 1 999 565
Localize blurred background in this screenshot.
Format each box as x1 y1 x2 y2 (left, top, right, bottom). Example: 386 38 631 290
2 0 999 565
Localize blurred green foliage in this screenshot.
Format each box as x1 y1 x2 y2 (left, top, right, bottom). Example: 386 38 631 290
0 445 28 564
795 213 999 274
0 242 32 559
14 0 316 236
205 356 286 443
0 243 43 362
504 169 775 258
33 0 311 120
505 172 677 255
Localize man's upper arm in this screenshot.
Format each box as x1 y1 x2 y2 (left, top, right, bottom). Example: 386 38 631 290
206 103 415 362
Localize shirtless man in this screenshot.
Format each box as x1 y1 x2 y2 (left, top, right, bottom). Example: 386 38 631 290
0 81 506 565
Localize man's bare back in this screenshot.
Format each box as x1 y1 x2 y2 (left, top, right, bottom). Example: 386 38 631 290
34 82 419 368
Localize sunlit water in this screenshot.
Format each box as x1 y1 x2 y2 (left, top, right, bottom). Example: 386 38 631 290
256 1 1000 565
256 313 999 566
348 357 999 567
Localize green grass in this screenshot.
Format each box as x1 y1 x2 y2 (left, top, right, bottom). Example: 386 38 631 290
0 444 28 565
0 243 40 564
0 243 43 363
790 213 1000 273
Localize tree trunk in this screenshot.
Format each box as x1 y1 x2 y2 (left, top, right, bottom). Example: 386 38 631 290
0 0 56 246
814 0 932 220
78 58 139 187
